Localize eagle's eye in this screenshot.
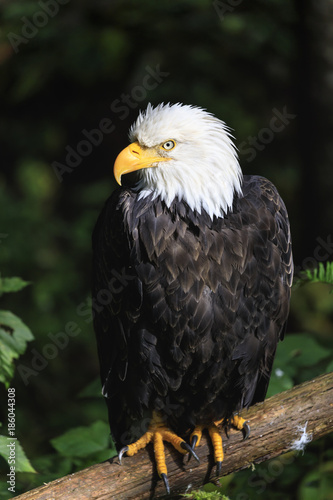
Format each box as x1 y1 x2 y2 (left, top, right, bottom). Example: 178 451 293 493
161 140 176 151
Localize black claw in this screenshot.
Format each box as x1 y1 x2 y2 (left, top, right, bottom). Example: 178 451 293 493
242 422 250 441
216 461 222 476
181 441 200 462
190 435 198 450
161 473 170 495
188 436 198 463
225 427 230 439
118 446 129 465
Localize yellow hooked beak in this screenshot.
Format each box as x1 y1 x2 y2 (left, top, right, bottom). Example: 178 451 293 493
114 142 171 185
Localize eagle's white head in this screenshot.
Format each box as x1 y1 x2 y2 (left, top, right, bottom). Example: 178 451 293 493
114 102 242 219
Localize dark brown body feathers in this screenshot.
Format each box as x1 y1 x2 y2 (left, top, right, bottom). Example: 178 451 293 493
92 175 293 447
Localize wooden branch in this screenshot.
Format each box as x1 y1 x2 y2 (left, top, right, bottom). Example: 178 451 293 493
15 372 333 500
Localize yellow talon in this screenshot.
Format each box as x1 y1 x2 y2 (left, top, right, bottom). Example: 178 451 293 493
160 428 188 455
231 415 246 430
154 431 167 476
119 412 249 489
208 423 224 463
188 415 250 476
190 425 204 448
125 430 153 456
118 411 198 481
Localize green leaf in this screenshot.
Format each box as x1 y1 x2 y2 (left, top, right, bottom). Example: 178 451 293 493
268 333 331 395
0 277 31 296
0 480 11 500
267 368 294 398
294 261 333 290
32 453 72 477
325 359 333 373
0 311 34 387
0 435 36 473
298 461 333 500
51 421 111 458
77 377 103 399
183 490 231 499
274 333 329 370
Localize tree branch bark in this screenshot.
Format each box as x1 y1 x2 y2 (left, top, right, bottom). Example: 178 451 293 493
14 372 333 500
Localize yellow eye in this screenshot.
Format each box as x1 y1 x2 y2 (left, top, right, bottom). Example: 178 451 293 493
161 140 176 151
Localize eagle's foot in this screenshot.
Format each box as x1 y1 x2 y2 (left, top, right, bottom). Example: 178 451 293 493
229 415 250 440
118 429 154 464
190 416 250 476
190 423 223 475
118 411 199 495
208 423 224 475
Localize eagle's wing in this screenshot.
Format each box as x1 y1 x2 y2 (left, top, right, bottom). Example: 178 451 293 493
226 175 293 410
92 189 149 445
92 192 130 387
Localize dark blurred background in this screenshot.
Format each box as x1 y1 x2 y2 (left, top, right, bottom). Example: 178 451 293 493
0 0 333 498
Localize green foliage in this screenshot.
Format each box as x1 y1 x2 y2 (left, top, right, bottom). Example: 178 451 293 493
0 277 36 492
50 420 113 462
182 491 230 499
0 277 30 296
0 436 35 473
0 310 34 388
77 377 103 399
267 333 332 398
0 278 34 388
295 262 333 292
298 460 333 500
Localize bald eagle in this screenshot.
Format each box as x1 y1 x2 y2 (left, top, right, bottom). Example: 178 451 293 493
92 103 293 493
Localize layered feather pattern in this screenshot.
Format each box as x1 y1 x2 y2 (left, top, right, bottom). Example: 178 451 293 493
92 174 293 445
